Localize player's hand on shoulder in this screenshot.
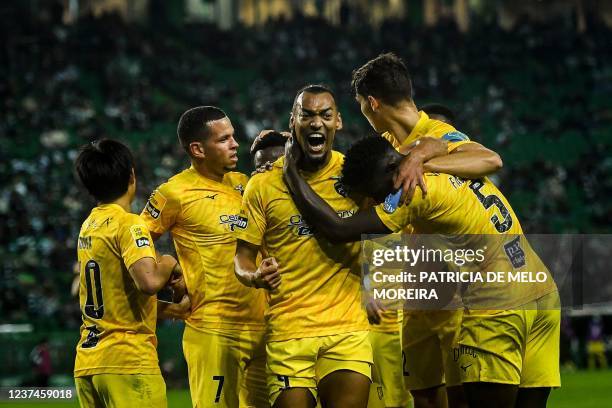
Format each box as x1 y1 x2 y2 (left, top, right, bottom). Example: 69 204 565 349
396 136 448 203
251 161 274 176
254 257 281 291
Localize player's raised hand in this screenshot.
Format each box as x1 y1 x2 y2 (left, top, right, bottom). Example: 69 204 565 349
365 297 386 325
251 161 275 176
395 137 447 203
254 257 281 290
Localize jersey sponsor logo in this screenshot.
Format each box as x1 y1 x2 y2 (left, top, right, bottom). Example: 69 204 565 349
234 184 245 195
205 193 218 200
288 210 355 237
288 215 313 236
219 214 248 231
442 131 470 142
135 237 150 247
331 176 348 197
383 189 402 214
130 225 151 247
145 190 167 219
504 236 526 268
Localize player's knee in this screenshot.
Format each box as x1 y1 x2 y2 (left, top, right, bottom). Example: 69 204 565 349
319 370 370 407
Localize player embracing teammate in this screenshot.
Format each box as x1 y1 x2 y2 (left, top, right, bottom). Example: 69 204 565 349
73 54 560 408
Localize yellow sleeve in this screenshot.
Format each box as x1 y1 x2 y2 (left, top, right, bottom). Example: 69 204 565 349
140 183 180 235
375 188 429 233
235 176 267 246
438 129 472 153
118 214 156 269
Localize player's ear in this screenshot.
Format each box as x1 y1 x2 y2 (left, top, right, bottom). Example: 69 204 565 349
367 95 379 112
289 112 295 132
189 141 206 159
129 168 136 186
336 112 343 131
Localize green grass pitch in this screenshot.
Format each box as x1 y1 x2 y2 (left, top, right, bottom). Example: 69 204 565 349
2 370 610 407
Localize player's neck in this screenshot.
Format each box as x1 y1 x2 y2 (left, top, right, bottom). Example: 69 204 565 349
192 160 225 183
384 102 420 145
299 151 332 174
105 194 132 213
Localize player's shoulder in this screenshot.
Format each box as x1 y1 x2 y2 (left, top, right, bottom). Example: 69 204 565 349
224 171 249 184
223 171 249 195
156 167 193 197
245 167 280 192
427 119 471 143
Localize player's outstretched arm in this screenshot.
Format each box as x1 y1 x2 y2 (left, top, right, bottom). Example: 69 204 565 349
129 254 179 296
423 141 503 178
395 137 502 202
234 239 281 290
282 140 390 243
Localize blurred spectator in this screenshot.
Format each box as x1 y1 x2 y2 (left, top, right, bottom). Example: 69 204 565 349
0 4 610 329
587 316 608 370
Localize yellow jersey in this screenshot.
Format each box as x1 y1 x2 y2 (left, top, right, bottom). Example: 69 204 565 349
375 174 557 309
141 168 266 331
381 111 472 153
237 151 369 341
74 204 159 377
363 238 403 333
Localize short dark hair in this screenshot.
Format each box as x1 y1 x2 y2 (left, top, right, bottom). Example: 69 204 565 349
75 139 134 203
351 52 413 106
292 84 336 113
177 106 227 151
250 131 288 156
342 136 395 191
421 103 456 125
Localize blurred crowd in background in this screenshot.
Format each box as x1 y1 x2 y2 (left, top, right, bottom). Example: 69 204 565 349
1 1 611 346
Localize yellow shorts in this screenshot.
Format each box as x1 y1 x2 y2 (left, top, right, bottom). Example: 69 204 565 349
587 340 605 354
182 325 267 408
75 373 166 408
402 310 462 390
266 330 373 405
457 291 561 387
369 331 412 407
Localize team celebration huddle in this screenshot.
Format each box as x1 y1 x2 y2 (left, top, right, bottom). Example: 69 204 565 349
73 53 560 408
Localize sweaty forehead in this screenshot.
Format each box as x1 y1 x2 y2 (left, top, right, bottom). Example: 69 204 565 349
297 92 336 112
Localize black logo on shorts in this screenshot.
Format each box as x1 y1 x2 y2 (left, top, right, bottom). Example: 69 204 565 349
453 345 478 362
460 363 472 372
277 375 290 389
504 236 526 268
205 194 218 200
